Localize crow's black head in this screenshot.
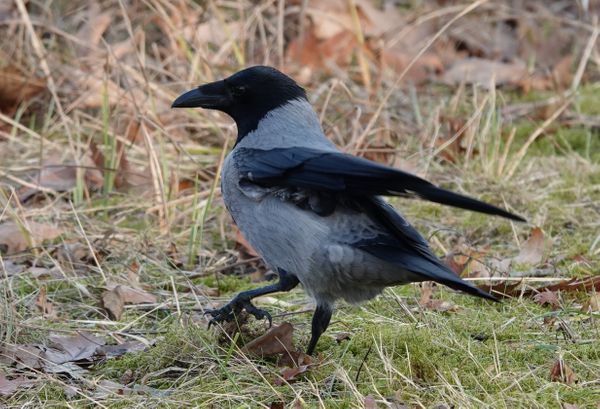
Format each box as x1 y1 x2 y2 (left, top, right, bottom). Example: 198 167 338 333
172 66 307 140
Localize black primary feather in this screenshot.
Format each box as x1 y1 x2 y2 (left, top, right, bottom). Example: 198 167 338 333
234 147 526 222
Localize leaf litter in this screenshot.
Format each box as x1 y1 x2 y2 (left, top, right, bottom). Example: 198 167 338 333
0 221 63 255
0 0 599 405
102 284 158 320
0 332 150 383
239 322 314 384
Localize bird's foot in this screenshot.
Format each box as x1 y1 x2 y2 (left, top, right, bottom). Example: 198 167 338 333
205 296 272 328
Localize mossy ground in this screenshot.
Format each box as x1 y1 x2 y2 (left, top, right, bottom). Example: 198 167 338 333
1 1 600 408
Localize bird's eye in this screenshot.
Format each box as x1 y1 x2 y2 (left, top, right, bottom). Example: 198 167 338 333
231 85 246 97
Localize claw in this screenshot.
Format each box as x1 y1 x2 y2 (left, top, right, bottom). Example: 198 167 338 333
244 303 272 327
204 297 272 327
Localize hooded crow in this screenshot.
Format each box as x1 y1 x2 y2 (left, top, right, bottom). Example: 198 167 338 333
172 66 525 355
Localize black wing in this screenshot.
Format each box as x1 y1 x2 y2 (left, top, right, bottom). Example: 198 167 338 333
357 197 497 301
234 147 525 222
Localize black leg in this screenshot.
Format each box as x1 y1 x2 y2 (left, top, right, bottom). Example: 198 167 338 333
306 304 333 355
206 268 299 327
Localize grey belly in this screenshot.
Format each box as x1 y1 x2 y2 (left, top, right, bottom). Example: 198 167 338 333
224 187 416 305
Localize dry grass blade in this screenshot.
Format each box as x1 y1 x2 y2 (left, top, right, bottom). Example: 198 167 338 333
1 0 598 407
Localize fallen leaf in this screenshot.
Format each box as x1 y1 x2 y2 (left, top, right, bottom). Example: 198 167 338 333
0 221 63 255
97 341 149 358
551 55 574 90
381 48 443 85
93 380 135 399
288 30 357 81
278 350 312 369
0 260 25 276
106 284 157 304
442 58 528 88
276 364 310 385
550 359 577 384
0 61 45 114
581 293 600 313
448 18 518 60
335 332 352 343
562 403 579 409
242 322 295 357
16 160 100 203
364 395 378 409
419 282 459 312
102 284 156 320
75 4 112 56
43 333 105 365
514 227 546 265
0 374 35 397
479 276 600 300
444 248 491 278
235 228 259 258
533 290 560 308
102 288 125 320
29 266 63 279
43 361 88 378
477 281 522 298
538 276 600 294
0 344 43 369
89 140 150 191
63 384 80 399
35 286 57 319
572 254 593 268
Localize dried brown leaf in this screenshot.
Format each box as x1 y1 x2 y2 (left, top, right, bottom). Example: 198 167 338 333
93 380 134 399
76 5 112 52
278 350 312 369
0 374 35 397
442 58 527 88
102 284 156 321
449 19 518 60
0 344 43 369
0 221 63 255
335 332 352 343
90 140 147 191
276 364 310 385
0 260 25 276
533 290 560 308
538 276 600 294
108 284 157 304
35 286 57 319
17 160 104 202
364 395 378 409
0 64 45 114
235 228 259 258
419 282 459 312
43 333 105 365
97 341 149 358
102 288 124 320
242 322 295 357
581 293 600 313
381 49 443 85
514 227 546 265
477 281 522 298
550 359 577 384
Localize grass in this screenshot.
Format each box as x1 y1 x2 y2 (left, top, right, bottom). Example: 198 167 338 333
1 0 600 408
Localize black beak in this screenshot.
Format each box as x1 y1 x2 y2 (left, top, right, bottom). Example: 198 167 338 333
171 80 230 109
